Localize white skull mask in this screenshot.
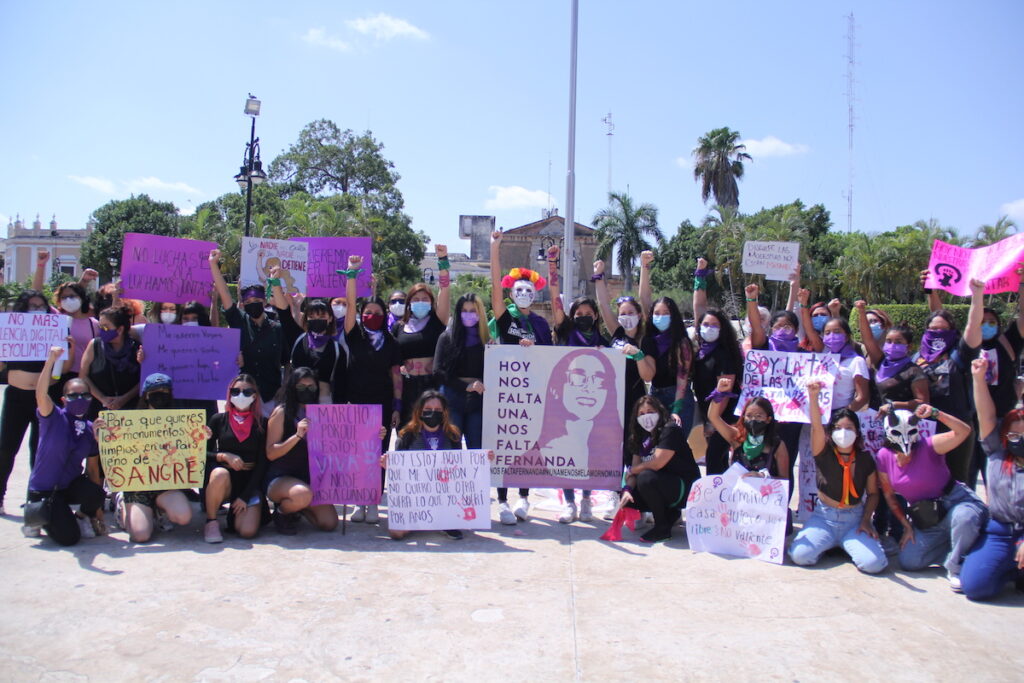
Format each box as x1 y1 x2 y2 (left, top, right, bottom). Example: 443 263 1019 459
885 409 920 454
512 281 536 309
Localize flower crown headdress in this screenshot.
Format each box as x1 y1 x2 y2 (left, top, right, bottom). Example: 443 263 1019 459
501 268 547 291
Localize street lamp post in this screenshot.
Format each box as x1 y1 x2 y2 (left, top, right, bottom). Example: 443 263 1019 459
233 94 267 238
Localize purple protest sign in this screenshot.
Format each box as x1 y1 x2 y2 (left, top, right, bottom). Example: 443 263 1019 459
140 324 240 401
925 234 1024 296
294 237 373 298
307 404 382 505
121 233 217 306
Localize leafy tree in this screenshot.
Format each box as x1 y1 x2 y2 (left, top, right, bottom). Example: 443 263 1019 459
592 192 663 292
973 215 1017 247
692 127 751 208
80 195 181 279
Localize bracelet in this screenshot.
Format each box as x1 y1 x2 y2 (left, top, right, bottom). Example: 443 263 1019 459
671 399 685 415
267 277 282 287
626 350 645 361
335 268 363 278
438 274 451 288
437 256 451 270
693 276 707 291
746 298 757 303
694 268 713 278
705 389 738 404
589 273 604 282
931 407 940 419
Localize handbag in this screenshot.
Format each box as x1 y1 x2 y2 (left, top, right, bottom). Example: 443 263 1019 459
24 493 56 529
907 498 946 529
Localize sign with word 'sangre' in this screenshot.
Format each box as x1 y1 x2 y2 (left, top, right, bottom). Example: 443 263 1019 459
742 241 800 281
385 449 491 530
306 404 382 506
97 409 207 491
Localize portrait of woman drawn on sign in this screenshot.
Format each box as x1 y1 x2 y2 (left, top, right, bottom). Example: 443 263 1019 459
255 249 300 296
515 349 622 484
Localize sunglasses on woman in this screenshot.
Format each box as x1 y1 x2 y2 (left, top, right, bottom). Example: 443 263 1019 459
230 387 256 397
65 392 92 401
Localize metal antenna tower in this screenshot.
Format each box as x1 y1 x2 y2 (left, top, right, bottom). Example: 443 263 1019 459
845 13 857 233
602 112 614 196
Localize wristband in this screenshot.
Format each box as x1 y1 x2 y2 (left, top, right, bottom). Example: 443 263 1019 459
626 350 645 361
438 274 451 288
392 399 402 413
590 272 604 282
671 399 685 415
705 389 738 404
746 297 757 303
336 268 363 278
693 276 707 291
694 267 713 278
267 277 282 287
437 256 451 271
931 407 939 419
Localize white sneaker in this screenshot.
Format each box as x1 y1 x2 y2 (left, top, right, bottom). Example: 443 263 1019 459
949 573 963 593
513 498 530 521
113 492 125 530
350 506 366 523
558 502 578 524
498 502 516 525
204 519 224 544
579 497 593 522
602 492 620 520
156 511 174 532
77 516 96 539
365 505 380 524
21 525 41 538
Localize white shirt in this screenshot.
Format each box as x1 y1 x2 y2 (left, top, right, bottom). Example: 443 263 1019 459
832 355 868 409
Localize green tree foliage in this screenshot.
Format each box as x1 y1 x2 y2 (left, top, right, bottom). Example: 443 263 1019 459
592 192 663 292
80 195 181 279
972 215 1017 247
692 127 751 208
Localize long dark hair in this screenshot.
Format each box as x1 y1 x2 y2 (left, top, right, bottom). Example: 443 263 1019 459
827 408 865 454
226 373 265 436
13 289 49 313
54 282 90 314
647 296 692 376
697 308 742 371
437 293 488 378
627 395 668 458
276 366 318 426
555 296 602 345
398 389 460 443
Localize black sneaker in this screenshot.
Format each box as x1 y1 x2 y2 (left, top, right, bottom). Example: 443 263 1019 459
640 526 672 543
273 510 298 536
442 529 464 540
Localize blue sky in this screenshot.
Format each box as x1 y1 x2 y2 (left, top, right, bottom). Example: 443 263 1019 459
2 1 1022 254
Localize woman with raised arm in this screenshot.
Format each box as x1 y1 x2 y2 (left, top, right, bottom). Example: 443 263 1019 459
489 230 553 524
960 357 1024 599
78 304 140 421
341 254 402 524
788 382 886 573
707 376 790 480
50 280 99 401
433 293 489 456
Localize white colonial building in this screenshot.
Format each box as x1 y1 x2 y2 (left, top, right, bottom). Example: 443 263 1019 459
4 214 92 284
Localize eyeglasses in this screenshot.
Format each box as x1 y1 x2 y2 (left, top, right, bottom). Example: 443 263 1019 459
565 370 607 390
65 392 92 401
230 387 256 397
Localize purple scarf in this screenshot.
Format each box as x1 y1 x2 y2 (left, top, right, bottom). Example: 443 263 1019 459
464 324 481 347
876 356 913 382
307 331 329 351
569 327 602 348
403 314 430 335
768 332 800 353
919 329 958 363
654 330 673 356
698 340 718 360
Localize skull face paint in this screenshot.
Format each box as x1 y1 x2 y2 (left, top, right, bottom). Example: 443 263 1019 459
512 280 536 309
885 409 921 454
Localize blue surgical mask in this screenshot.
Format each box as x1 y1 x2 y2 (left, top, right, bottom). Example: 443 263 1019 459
981 323 999 341
870 323 884 341
652 314 671 332
812 315 828 332
410 301 432 319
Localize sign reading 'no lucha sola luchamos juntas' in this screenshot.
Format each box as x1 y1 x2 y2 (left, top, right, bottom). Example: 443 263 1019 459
482 345 626 490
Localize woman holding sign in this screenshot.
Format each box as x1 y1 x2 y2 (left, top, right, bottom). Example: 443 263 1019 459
265 367 339 535
788 382 887 573
707 377 789 481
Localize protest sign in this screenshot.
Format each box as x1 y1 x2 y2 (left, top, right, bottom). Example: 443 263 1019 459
857 408 936 454
140 324 240 401
685 464 789 564
306 404 382 506
742 241 800 281
385 449 491 531
734 349 838 424
0 312 69 362
240 237 308 295
482 345 625 489
294 236 373 298
97 409 207 492
925 234 1024 296
120 233 216 306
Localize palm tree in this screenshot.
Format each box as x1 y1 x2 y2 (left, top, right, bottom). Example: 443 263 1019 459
692 127 752 208
699 205 746 308
592 192 663 293
973 215 1017 247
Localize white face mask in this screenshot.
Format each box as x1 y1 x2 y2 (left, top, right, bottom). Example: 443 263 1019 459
160 312 177 325
700 324 721 342
618 314 639 331
512 282 536 309
61 296 82 313
832 428 856 449
389 302 406 317
332 304 347 319
182 321 200 327
637 412 660 433
230 394 255 410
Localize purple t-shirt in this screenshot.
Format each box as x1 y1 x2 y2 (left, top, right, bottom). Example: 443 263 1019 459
28 406 98 491
875 436 949 503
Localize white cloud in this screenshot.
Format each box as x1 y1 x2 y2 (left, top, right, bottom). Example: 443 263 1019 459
178 202 197 217
68 175 117 194
0 214 8 226
675 156 692 169
484 186 554 211
302 27 351 52
741 135 810 158
346 13 429 41
125 176 201 195
1001 198 1024 222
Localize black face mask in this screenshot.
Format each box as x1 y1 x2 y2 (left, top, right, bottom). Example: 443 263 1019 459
744 419 768 437
574 315 595 333
307 318 329 334
296 385 319 404
421 410 443 429
244 301 265 318
1008 439 1024 458
148 392 173 409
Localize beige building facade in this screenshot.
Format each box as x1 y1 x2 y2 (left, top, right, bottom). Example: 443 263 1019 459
4 214 92 285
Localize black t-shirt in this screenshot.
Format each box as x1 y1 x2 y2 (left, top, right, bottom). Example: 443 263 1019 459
650 333 688 390
970 323 1024 418
692 344 740 418
873 361 927 405
496 310 553 346
814 447 876 506
345 326 401 403
639 422 700 482
224 304 285 402
291 334 345 387
392 314 446 361
730 441 783 478
610 328 651 413
913 338 973 420
206 411 268 502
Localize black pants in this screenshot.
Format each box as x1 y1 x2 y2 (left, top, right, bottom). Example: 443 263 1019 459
28 475 105 547
631 469 691 531
497 488 529 503
777 422 801 503
0 385 40 502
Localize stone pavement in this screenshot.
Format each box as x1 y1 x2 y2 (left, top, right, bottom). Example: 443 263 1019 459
0 441 1022 681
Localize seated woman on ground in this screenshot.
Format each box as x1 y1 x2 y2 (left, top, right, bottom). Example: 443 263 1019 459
706 377 789 480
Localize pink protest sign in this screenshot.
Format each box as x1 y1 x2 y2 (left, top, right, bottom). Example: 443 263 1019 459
294 237 373 298
306 404 382 506
120 233 217 306
925 234 1024 296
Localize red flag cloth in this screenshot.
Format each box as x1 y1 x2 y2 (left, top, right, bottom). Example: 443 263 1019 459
600 506 641 541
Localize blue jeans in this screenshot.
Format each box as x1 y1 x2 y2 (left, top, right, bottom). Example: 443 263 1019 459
650 385 695 435
789 500 887 574
563 489 591 503
960 518 1024 601
899 482 987 576
442 385 482 449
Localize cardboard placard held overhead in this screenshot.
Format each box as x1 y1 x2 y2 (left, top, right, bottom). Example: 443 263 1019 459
742 241 800 281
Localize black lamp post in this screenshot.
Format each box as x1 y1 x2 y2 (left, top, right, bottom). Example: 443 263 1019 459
108 257 119 280
233 94 267 238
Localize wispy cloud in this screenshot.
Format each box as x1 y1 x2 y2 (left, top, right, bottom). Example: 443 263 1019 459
68 175 117 194
484 185 554 211
675 157 692 170
302 28 351 52
741 135 809 158
1001 198 1024 222
347 13 429 41
125 177 201 195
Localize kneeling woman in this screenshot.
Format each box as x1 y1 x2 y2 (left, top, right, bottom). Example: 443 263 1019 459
621 396 701 542
386 390 465 541
788 382 887 573
707 377 789 479
202 374 268 543
265 368 339 535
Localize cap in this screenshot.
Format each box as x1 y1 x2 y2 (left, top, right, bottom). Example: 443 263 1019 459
142 373 173 394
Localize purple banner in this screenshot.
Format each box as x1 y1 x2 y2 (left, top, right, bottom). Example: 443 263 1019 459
295 237 372 298
140 324 240 401
121 233 217 306
307 403 382 505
